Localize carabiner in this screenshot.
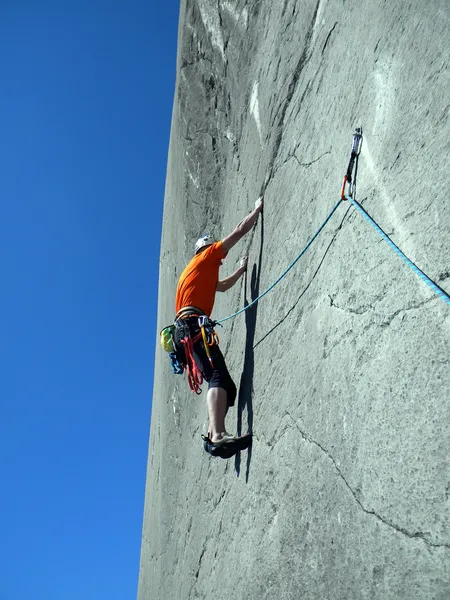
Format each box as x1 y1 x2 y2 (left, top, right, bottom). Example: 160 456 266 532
341 175 350 201
198 315 207 328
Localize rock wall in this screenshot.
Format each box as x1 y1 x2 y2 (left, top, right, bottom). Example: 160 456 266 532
138 1 450 598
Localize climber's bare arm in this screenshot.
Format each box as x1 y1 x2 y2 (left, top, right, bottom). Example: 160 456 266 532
217 257 248 292
222 197 263 254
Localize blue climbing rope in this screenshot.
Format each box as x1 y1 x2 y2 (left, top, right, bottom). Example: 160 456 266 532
345 195 450 307
216 198 343 324
215 128 449 325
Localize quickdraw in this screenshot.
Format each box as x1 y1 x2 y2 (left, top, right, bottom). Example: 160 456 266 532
341 126 363 200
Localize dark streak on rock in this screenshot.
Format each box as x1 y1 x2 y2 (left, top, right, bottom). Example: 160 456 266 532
391 152 402 169
328 295 372 315
285 412 450 549
195 544 207 578
281 0 290 19
263 0 321 193
291 149 331 168
380 297 435 328
374 37 381 55
322 22 338 55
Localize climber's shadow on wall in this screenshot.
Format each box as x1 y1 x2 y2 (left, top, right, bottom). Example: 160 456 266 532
235 214 264 481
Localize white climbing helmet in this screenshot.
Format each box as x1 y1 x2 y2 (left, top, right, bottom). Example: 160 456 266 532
194 234 214 254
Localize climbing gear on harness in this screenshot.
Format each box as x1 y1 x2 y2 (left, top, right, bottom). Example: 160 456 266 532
198 315 220 368
341 126 363 200
194 234 214 254
161 325 184 374
175 319 204 394
169 352 184 374
160 324 175 353
172 309 221 393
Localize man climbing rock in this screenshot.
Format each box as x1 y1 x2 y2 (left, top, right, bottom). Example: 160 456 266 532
173 197 263 459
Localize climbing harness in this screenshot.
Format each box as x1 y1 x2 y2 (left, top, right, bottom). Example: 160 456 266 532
170 308 221 394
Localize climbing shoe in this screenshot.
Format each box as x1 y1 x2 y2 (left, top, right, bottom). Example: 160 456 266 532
201 433 252 459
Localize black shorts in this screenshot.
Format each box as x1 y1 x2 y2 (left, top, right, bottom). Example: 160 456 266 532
174 317 237 406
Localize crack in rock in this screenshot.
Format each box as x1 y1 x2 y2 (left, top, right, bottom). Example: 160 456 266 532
328 291 437 332
379 297 436 329
322 22 338 54
290 149 331 168
365 296 436 329
281 3 299 36
284 412 450 550
211 489 227 511
184 129 215 143
328 295 374 315
195 544 207 578
263 0 321 192
180 55 213 70
188 540 208 599
223 0 256 52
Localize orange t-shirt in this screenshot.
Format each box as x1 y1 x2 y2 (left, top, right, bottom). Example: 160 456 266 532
175 241 226 316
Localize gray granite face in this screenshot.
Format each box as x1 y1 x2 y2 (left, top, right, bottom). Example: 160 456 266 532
138 0 450 598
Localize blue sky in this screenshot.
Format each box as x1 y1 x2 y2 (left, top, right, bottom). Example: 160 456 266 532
0 2 179 598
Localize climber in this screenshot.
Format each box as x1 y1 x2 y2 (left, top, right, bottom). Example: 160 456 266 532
173 196 264 459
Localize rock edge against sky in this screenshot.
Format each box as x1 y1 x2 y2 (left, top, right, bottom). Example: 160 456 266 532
139 1 450 598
